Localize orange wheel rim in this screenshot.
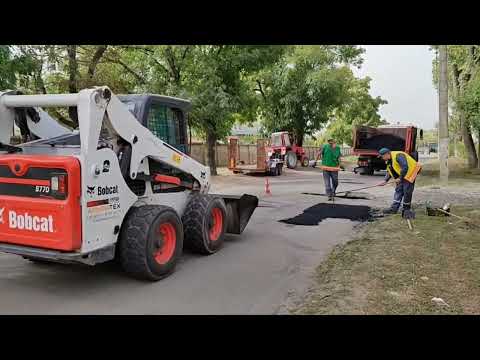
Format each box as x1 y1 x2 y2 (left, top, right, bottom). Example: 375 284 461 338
209 208 223 241
154 223 176 264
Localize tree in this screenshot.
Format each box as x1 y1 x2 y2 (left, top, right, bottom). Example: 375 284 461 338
432 45 479 168
460 69 480 166
0 45 37 91
324 76 387 146
184 45 287 175
257 45 365 146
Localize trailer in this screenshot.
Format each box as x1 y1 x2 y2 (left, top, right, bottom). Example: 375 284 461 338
228 138 284 176
352 125 421 175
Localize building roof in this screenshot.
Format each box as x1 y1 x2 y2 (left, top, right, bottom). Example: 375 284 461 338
231 124 260 136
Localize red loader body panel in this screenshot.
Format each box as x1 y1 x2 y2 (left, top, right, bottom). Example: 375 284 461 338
0 155 82 251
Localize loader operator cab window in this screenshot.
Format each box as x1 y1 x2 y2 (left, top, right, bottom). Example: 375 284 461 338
147 103 187 153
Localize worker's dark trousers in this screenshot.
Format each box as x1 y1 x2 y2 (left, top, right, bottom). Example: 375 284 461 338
323 170 339 196
391 180 415 211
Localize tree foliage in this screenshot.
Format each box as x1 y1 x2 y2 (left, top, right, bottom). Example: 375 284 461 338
256 45 375 146
324 76 387 146
0 44 387 174
432 45 480 168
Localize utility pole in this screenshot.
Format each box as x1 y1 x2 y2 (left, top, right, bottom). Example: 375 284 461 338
438 45 449 183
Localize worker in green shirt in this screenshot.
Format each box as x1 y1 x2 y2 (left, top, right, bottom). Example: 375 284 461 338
316 138 343 201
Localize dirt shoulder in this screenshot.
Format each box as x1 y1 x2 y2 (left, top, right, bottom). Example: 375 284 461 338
291 204 480 315
291 158 480 315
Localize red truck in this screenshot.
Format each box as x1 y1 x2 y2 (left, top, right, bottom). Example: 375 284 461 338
352 125 422 175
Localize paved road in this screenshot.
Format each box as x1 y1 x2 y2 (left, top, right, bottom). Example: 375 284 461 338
0 167 386 314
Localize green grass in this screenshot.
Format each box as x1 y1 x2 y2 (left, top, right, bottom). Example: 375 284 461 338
292 207 480 315
416 157 480 188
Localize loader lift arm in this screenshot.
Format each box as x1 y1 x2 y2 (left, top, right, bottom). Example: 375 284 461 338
0 87 211 192
0 87 256 236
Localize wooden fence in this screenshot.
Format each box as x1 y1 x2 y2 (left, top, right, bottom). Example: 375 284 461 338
190 143 353 166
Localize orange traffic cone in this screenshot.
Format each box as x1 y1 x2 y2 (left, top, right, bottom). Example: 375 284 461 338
265 178 271 195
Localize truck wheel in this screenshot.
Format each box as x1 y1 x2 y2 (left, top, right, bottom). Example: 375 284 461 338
118 205 183 281
360 167 374 176
301 157 309 167
286 151 297 169
182 194 227 255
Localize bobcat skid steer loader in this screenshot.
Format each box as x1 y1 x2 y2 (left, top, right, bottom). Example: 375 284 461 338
0 87 258 281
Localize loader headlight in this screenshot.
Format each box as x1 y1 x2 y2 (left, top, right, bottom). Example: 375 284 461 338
51 176 58 191
51 174 66 195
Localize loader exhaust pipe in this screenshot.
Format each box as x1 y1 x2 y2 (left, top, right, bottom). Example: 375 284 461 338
217 194 258 234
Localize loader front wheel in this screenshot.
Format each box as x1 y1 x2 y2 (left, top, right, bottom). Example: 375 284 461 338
182 194 227 255
118 205 183 281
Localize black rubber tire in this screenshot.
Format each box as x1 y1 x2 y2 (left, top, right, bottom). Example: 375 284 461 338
360 167 374 176
118 205 183 281
23 256 53 265
411 151 419 161
182 194 227 255
278 164 283 175
268 166 277 176
301 157 309 167
273 165 280 176
286 151 297 169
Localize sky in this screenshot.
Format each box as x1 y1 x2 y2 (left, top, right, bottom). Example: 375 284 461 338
352 45 438 130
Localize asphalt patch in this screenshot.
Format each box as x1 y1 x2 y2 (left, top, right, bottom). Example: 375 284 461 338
302 192 371 200
279 203 374 226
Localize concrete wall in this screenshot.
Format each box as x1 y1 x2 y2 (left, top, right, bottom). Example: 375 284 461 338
189 143 353 166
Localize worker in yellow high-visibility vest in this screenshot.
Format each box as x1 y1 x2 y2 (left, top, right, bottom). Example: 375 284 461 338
377 148 422 214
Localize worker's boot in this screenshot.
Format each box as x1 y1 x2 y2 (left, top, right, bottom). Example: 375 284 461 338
383 206 399 215
402 209 415 219
401 204 415 219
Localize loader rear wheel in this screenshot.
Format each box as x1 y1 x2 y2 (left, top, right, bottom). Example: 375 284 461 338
182 194 227 255
118 205 183 281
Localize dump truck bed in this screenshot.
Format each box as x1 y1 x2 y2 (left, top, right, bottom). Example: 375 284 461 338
353 125 417 155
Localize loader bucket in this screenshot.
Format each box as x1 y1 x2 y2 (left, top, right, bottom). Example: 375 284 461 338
215 194 258 234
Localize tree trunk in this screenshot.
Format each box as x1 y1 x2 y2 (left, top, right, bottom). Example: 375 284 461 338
67 45 78 126
295 129 304 147
34 63 47 95
206 131 217 176
87 45 108 79
452 63 478 168
454 135 459 158
478 129 480 169
461 119 478 168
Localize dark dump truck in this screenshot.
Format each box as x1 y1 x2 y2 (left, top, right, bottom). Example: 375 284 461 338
352 125 422 175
